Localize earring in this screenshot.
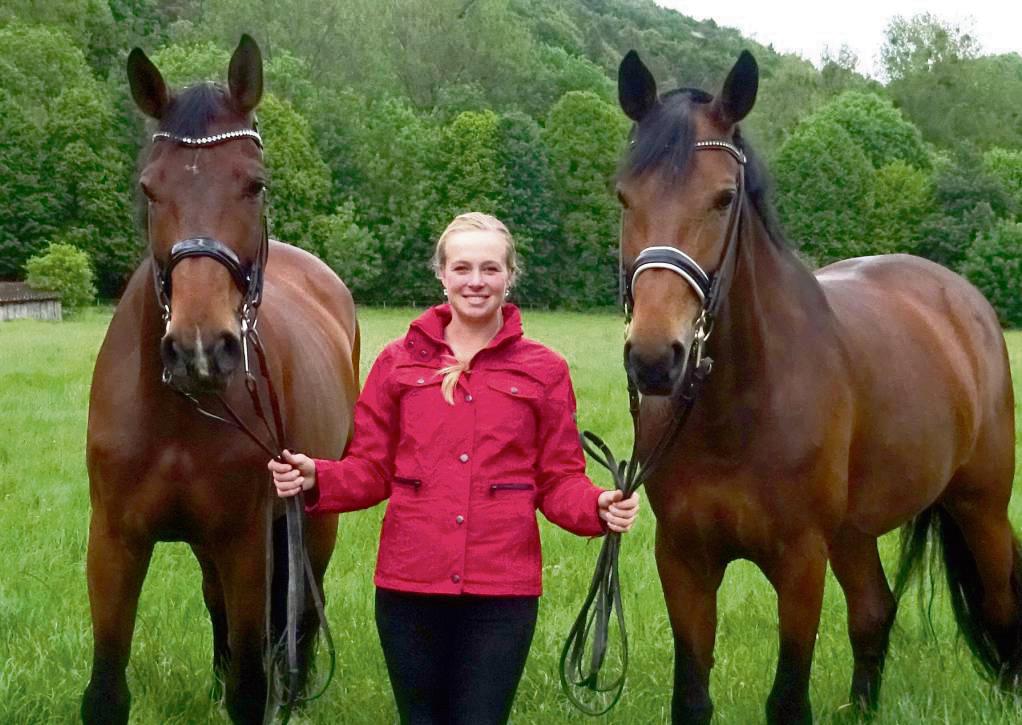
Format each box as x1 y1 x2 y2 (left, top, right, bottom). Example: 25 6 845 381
504 287 511 298
442 288 448 298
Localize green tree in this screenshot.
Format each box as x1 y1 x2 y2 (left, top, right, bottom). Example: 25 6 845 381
982 148 1022 213
543 91 629 307
867 161 936 256
25 241 97 311
916 150 1015 269
438 110 504 220
773 117 875 264
304 202 382 301
960 221 1022 327
811 91 931 170
495 112 563 307
258 94 332 246
880 13 980 82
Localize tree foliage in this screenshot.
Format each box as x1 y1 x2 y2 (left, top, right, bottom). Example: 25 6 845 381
25 242 97 310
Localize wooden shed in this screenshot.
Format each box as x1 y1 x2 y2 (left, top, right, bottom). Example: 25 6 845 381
0 282 62 322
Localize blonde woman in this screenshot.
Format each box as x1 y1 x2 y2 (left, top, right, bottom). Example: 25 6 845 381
269 212 639 724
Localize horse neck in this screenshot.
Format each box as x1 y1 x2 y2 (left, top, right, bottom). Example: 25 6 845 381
698 207 828 422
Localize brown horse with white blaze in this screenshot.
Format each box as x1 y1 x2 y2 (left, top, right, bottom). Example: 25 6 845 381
82 36 359 724
616 50 1020 723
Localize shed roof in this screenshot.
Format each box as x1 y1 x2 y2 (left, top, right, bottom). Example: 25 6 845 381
0 282 60 303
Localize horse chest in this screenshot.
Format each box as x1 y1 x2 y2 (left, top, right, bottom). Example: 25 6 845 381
651 478 775 557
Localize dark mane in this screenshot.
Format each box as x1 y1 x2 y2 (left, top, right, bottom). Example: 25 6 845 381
619 88 788 249
159 83 233 138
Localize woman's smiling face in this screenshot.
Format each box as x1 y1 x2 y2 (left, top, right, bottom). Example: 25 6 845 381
439 229 510 325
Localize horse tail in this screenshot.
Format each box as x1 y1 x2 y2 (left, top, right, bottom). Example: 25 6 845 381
894 504 1022 682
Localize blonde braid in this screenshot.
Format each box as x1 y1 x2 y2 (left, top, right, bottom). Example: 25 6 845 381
436 356 469 405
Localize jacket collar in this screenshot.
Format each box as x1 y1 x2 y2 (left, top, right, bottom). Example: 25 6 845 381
407 304 523 354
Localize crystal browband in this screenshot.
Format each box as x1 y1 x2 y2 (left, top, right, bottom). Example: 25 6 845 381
152 129 263 149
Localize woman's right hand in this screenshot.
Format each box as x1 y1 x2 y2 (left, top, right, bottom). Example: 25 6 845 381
267 450 317 497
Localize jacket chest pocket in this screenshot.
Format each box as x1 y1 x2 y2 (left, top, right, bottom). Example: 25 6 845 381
482 372 541 429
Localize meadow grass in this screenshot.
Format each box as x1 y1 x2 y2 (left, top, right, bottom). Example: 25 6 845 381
1 307 1021 723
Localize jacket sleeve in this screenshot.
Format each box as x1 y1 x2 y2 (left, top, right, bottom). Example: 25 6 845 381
305 346 398 514
534 358 606 537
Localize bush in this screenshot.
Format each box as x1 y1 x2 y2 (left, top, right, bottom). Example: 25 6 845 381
25 241 96 311
960 221 1022 328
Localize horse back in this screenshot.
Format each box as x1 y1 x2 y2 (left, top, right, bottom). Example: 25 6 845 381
816 254 1014 533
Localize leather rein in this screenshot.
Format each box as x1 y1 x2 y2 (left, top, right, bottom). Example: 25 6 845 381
147 128 335 724
560 138 746 715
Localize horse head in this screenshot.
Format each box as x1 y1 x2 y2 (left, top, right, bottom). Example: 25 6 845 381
617 50 758 396
128 35 266 394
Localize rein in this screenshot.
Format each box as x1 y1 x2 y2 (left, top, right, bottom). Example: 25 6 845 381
560 139 745 715
148 129 335 723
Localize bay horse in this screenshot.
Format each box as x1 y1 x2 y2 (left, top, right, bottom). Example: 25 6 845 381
616 50 1020 723
82 36 359 724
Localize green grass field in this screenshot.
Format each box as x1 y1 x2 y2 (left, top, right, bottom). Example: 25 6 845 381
1 308 1021 724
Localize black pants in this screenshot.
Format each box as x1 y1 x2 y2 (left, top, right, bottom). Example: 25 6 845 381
374 587 539 725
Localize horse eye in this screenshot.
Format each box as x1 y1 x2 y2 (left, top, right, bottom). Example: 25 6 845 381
245 180 266 198
140 181 156 202
715 190 736 210
616 190 630 209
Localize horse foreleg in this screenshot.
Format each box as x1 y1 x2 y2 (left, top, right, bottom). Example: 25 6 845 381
656 531 724 725
192 546 230 700
829 526 896 716
218 527 269 725
81 516 154 725
763 530 828 725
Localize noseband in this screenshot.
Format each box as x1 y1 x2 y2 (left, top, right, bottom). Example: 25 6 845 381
148 128 268 339
624 138 746 372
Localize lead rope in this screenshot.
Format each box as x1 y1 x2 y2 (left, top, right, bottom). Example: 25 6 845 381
159 223 335 724
559 159 744 715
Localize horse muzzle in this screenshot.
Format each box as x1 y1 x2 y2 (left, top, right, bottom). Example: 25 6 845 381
161 330 243 393
624 339 687 396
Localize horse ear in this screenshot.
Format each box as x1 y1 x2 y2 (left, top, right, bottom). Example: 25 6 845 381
711 50 758 127
619 50 658 122
228 34 263 116
127 48 169 120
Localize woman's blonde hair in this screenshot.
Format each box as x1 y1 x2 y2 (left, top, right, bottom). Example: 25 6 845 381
432 212 521 404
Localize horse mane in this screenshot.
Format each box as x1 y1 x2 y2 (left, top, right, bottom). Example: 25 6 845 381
618 88 789 250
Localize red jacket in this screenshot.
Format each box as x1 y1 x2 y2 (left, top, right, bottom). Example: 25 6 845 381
307 304 605 596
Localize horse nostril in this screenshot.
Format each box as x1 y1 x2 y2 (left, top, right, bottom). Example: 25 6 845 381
672 341 685 370
212 333 242 375
160 336 182 371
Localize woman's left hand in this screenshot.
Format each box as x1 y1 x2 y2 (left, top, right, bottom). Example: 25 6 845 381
597 490 640 533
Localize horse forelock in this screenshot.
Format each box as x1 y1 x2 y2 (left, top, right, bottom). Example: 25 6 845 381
159 83 234 138
619 87 788 250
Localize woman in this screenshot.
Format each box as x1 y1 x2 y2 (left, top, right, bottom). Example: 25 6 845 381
269 212 640 724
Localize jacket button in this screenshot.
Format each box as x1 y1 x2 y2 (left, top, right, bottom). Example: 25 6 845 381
417 378 425 384
459 453 469 463
510 386 519 394
451 574 461 583
465 394 473 402
419 349 428 358
406 340 414 347
456 515 464 524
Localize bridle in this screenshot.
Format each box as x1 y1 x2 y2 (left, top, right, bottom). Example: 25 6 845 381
561 137 746 715
144 127 334 723
623 138 747 392
148 128 268 380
